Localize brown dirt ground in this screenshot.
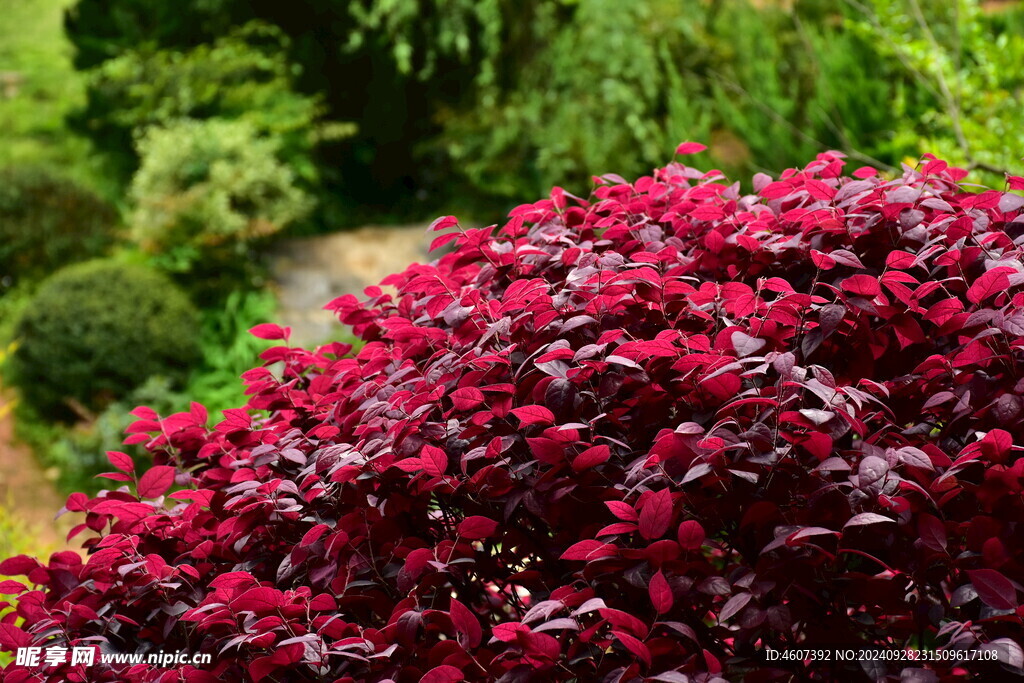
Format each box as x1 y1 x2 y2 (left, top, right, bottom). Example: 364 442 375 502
0 392 80 556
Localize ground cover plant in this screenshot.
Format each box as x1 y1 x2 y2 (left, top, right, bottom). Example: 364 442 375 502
2 148 1024 681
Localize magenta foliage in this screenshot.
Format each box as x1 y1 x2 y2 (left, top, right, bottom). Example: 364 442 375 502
3 150 1024 682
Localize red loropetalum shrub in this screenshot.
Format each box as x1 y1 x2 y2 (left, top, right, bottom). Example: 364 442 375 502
3 147 1024 682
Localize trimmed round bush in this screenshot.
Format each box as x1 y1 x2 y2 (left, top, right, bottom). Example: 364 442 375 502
2 149 1024 681
0 167 118 288
9 260 199 416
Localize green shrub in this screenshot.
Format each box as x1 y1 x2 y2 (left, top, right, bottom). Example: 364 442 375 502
129 118 311 268
8 259 199 417
12 291 280 496
78 21 328 185
0 166 119 288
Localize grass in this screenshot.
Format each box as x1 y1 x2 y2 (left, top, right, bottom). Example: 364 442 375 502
0 0 111 193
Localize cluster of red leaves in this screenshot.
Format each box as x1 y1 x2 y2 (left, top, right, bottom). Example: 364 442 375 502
3 148 1024 682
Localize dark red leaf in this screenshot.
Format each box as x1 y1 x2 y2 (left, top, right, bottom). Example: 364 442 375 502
649 571 673 614
420 665 464 683
249 323 290 340
968 569 1018 610
511 405 556 426
106 450 135 473
639 489 673 540
677 520 705 550
675 141 707 155
458 516 498 540
137 465 176 498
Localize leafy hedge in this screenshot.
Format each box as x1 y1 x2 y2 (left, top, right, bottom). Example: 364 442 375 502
8 260 199 417
0 167 118 288
2 149 1024 681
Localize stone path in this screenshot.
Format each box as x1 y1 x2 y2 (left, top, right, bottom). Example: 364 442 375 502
269 222 461 346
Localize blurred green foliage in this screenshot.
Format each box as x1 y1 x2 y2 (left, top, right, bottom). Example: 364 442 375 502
55 0 1024 219
0 166 119 288
848 0 1024 185
8 260 200 418
0 497 41 560
11 376 183 496
78 21 327 186
0 0 106 190
129 118 311 267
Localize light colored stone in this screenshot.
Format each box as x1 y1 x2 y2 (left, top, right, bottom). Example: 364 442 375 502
268 222 461 346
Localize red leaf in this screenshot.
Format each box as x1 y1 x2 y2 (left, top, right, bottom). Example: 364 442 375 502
649 571 673 614
65 492 89 511
421 445 448 477
106 450 135 473
230 587 283 613
249 323 290 340
450 600 482 648
308 593 337 611
968 569 1018 610
0 555 39 576
458 516 498 540
886 251 916 269
189 401 208 425
572 444 610 471
810 250 836 270
429 231 461 252
841 275 880 298
677 520 705 550
450 387 485 411
97 471 133 482
691 205 724 222
491 622 529 643
300 524 329 547
429 215 459 232
702 372 741 401
391 458 425 473
612 630 652 666
923 298 963 325
638 489 673 540
675 141 707 155
918 514 947 552
210 572 259 590
420 665 464 683
967 267 1013 305
249 656 278 683
606 501 638 522
511 405 555 427
137 465 176 498
0 623 33 649
560 540 616 561
981 429 1013 460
